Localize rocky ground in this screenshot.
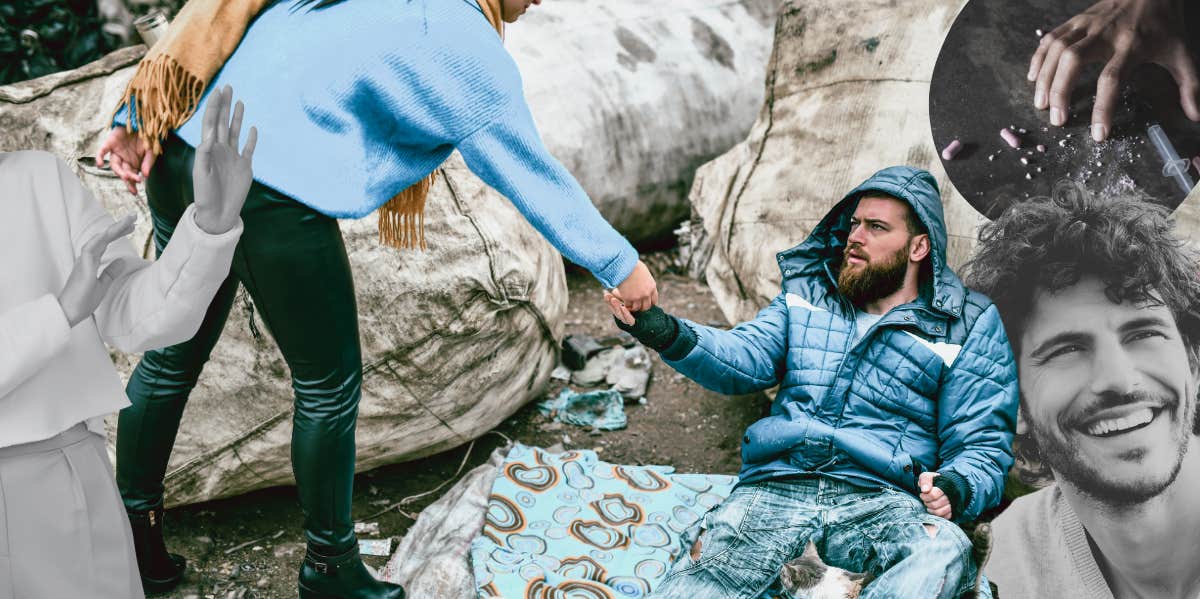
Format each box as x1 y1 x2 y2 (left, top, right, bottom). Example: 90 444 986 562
153 253 771 599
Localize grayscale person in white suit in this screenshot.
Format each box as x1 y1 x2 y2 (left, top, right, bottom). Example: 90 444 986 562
0 86 255 598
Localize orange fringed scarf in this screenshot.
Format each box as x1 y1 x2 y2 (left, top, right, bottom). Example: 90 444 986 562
115 0 506 250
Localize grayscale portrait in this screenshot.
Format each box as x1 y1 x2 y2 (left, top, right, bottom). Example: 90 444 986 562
964 181 1200 599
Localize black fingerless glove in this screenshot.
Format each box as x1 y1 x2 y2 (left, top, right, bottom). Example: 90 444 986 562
933 470 972 520
614 305 679 351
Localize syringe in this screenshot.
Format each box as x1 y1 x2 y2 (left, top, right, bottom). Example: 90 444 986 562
1147 124 1195 195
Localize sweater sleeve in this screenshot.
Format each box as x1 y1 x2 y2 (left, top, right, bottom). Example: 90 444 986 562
456 98 639 290
0 295 72 399
54 156 242 353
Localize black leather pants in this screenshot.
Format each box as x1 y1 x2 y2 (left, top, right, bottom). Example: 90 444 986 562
116 134 361 549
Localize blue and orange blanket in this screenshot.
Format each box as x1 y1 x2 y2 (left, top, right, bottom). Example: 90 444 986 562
469 444 738 598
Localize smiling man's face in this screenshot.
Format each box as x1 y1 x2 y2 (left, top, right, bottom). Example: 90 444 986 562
1018 276 1198 505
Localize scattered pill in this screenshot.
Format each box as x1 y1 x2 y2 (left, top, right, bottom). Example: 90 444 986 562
1001 128 1022 148
941 139 963 160
1058 139 1068 147
987 153 995 161
1020 157 1029 165
1095 161 1102 167
1025 173 1032 180
1036 167 1042 173
1036 28 1044 37
1036 144 1046 152
1019 128 1028 134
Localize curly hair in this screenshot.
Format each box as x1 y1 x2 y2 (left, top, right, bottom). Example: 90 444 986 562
963 181 1200 481
963 180 1200 361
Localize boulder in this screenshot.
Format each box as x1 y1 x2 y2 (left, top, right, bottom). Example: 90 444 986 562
680 0 986 323
510 0 779 242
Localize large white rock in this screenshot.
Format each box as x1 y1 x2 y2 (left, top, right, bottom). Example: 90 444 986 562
511 0 779 241
681 0 986 324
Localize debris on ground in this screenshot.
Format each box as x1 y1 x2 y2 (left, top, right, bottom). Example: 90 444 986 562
354 522 380 535
562 334 608 370
550 365 572 381
358 539 393 557
606 345 652 399
570 347 624 386
538 388 627 430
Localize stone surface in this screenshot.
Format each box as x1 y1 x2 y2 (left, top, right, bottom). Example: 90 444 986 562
511 0 779 241
681 0 985 323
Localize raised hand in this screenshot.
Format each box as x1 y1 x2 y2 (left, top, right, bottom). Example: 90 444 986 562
96 126 156 196
57 214 138 327
1029 0 1199 142
192 85 258 235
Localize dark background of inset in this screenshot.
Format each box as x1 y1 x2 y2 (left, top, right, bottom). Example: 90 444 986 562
930 0 1200 219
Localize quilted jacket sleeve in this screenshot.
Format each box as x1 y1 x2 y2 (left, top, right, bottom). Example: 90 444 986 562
935 303 1020 522
661 293 790 395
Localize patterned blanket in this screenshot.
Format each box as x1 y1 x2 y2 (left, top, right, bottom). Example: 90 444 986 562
470 444 739 598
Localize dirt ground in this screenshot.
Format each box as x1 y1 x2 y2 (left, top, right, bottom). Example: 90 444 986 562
155 253 770 599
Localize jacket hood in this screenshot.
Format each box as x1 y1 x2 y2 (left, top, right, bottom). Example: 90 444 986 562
775 166 967 318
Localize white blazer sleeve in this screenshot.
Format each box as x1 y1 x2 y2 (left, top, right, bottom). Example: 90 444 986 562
54 156 243 354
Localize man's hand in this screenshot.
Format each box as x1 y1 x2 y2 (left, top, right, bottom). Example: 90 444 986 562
608 260 658 316
96 126 156 196
192 85 258 235
57 214 138 327
604 291 635 325
918 471 953 520
1029 0 1199 141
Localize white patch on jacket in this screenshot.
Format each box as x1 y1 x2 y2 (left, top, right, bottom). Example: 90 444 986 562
786 293 827 313
903 331 962 367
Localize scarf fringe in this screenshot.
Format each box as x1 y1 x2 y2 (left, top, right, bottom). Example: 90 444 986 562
379 172 436 250
114 53 206 157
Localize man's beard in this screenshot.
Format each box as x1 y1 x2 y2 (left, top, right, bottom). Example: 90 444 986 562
837 243 910 307
1026 389 1194 507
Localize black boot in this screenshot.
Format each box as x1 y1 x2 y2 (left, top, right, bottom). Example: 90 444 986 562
127 506 187 595
298 542 406 599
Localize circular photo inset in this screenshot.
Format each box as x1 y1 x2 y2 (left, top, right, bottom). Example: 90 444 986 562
930 0 1200 218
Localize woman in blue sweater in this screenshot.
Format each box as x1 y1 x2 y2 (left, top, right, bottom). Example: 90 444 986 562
96 0 657 597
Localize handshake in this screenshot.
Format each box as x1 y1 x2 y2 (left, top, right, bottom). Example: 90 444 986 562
604 261 659 325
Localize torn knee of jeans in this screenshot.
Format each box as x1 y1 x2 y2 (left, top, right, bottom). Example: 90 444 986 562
690 528 707 561
923 522 939 539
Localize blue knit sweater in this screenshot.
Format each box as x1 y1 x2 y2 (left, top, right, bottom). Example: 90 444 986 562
117 0 638 288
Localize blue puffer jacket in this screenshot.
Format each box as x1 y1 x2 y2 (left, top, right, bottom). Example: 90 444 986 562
661 167 1018 521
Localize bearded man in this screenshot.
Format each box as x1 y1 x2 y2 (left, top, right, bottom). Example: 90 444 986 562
967 184 1200 599
606 166 1019 598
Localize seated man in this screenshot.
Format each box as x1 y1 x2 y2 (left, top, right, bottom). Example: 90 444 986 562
607 166 1018 598
967 185 1200 599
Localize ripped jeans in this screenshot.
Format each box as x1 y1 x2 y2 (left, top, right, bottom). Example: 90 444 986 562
650 477 988 599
